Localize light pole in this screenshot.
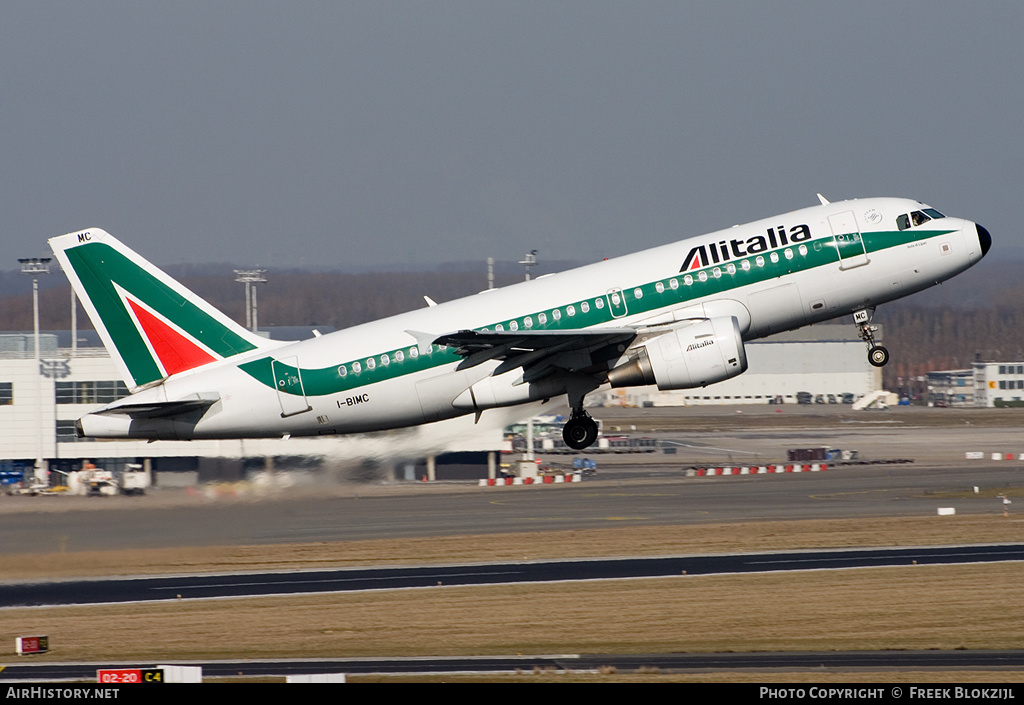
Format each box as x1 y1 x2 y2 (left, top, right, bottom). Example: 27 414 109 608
19 257 51 485
71 287 78 355
519 249 537 281
519 250 537 463
234 269 267 332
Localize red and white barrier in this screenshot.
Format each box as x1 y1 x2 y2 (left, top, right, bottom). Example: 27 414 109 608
689 463 826 477
478 475 583 487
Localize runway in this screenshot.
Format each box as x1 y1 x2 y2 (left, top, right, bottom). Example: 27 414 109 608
1 543 1022 608
0 463 1020 555
2 407 1022 680
4 650 1024 682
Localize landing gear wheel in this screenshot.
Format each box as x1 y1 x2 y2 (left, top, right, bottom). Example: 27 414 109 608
868 345 889 368
563 414 599 450
854 308 888 368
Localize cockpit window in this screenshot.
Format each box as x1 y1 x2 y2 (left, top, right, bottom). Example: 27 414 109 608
897 208 946 231
911 210 931 226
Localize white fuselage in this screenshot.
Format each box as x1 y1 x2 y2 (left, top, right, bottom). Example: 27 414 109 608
80 197 987 440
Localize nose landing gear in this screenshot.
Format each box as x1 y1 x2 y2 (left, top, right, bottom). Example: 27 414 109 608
854 307 889 368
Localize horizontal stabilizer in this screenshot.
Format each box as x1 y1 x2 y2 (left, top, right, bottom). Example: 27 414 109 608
92 393 220 419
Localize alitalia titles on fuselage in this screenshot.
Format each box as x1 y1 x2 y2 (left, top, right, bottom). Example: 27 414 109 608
680 224 812 272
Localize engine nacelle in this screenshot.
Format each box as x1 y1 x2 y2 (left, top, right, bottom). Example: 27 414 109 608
607 316 748 390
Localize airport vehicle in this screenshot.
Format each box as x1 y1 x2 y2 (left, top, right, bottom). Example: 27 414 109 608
66 462 151 496
49 196 990 449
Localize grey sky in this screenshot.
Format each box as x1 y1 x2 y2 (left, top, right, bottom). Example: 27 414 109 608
2 2 1021 270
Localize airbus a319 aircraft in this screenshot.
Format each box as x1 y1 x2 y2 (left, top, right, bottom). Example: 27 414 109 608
50 196 990 450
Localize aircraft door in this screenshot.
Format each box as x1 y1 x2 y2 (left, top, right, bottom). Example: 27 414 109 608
829 211 869 269
272 357 312 417
606 288 629 318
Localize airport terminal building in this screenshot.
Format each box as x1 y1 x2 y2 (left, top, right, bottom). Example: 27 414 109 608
0 323 891 488
971 361 1024 407
922 363 1024 408
0 330 509 487
0 321 884 487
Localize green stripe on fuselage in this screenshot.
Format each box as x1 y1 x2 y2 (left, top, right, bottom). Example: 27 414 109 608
243 229 952 397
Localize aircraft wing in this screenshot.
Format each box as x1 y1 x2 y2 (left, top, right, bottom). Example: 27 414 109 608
430 328 637 380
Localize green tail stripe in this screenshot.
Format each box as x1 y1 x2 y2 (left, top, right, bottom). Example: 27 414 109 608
67 242 258 386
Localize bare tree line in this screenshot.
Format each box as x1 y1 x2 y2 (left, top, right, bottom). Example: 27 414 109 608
0 269 520 332
1 267 1019 395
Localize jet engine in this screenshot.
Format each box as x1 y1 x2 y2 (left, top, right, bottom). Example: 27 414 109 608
607 316 748 390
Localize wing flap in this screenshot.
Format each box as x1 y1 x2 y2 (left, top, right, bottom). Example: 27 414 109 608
434 328 637 375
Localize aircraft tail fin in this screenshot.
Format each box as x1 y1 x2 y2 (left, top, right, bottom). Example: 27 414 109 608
49 228 278 391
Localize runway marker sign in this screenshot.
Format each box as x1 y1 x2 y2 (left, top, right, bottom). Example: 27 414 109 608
97 668 165 684
15 636 48 655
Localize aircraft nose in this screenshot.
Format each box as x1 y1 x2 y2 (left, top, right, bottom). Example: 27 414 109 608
976 223 992 258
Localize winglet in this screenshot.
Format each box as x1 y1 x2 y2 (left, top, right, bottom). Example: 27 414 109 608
817 193 830 205
404 329 438 356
